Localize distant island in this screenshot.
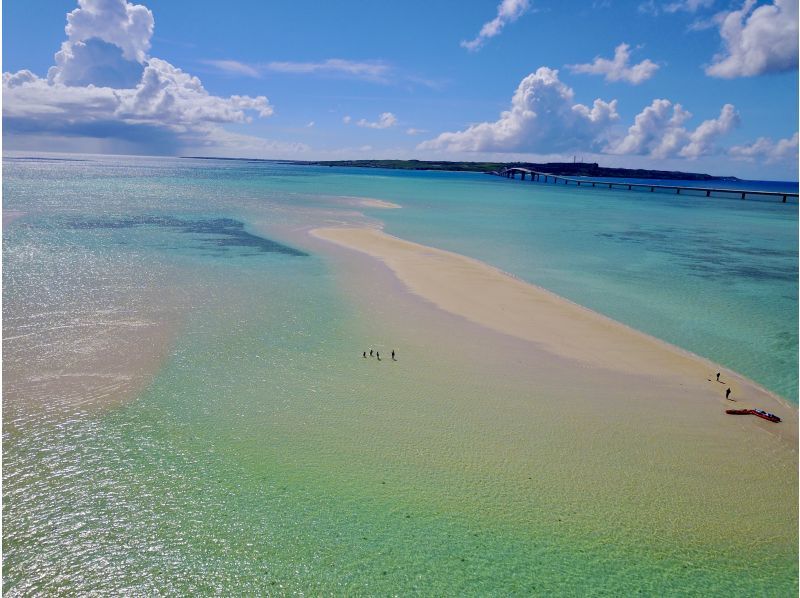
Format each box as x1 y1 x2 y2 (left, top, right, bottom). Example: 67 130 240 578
181 157 739 181
290 159 737 181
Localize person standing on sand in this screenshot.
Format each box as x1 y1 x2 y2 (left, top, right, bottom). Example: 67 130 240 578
370 349 373 357
376 351 381 361
726 388 731 399
716 372 720 381
363 351 366 358
392 350 396 361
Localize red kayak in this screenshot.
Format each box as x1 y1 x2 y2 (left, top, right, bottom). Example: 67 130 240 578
726 408 781 423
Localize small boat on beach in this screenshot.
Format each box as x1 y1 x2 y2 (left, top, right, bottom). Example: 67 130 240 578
725 408 781 423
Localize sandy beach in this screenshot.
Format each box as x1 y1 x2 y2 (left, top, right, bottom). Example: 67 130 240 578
312 226 797 444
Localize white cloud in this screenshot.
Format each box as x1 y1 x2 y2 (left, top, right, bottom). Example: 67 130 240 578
706 0 798 78
607 99 688 156
49 38 145 88
64 0 153 62
606 99 739 158
688 14 722 31
419 67 618 153
3 0 278 155
639 0 714 15
461 0 531 51
5 59 272 129
664 0 714 13
729 132 799 162
183 128 309 158
4 71 120 121
121 58 272 122
417 66 745 163
679 103 739 157
568 43 660 84
204 58 441 89
406 128 427 135
305 121 315 128
356 112 398 129
342 115 352 124
3 70 38 88
48 0 153 86
265 59 390 81
202 59 260 78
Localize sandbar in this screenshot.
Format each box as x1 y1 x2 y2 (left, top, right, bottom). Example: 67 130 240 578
341 196 402 209
311 226 797 441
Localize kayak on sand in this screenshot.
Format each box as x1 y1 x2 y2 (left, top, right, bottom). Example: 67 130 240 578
725 408 781 423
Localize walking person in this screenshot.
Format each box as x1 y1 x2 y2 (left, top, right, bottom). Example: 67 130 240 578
391 350 396 361
726 388 731 400
716 372 720 382
369 349 373 357
376 351 381 361
363 351 367 358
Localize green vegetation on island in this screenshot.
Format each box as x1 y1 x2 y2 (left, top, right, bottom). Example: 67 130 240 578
182 157 738 181
290 159 737 181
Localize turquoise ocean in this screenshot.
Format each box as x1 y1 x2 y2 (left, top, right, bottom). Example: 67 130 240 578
3 153 798 594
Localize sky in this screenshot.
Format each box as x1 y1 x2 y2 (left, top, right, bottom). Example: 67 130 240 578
2 0 798 179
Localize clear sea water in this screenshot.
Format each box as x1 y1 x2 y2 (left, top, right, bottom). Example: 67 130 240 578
3 153 797 594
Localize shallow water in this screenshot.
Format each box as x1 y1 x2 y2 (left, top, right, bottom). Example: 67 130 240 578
3 153 797 594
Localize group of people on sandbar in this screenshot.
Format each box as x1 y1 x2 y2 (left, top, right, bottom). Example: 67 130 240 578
363 348 396 362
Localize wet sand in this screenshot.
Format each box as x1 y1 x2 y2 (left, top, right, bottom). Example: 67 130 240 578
3 286 183 416
4 317 179 419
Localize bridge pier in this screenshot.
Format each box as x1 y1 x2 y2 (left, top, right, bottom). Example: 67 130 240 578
706 190 711 197
741 192 746 199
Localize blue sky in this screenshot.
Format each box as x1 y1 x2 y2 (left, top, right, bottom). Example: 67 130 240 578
3 0 798 179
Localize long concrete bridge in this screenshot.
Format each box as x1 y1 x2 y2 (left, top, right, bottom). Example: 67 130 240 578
494 167 797 203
